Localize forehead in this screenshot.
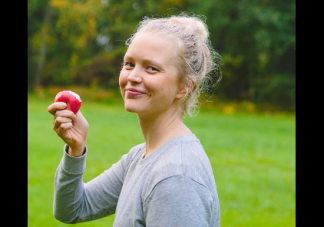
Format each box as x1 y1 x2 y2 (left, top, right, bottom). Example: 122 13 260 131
125 32 178 63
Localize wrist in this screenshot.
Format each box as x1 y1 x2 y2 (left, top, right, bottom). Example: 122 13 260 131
62 145 86 173
66 144 86 157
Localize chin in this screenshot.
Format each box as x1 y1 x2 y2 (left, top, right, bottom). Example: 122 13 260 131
124 106 137 113
124 101 142 113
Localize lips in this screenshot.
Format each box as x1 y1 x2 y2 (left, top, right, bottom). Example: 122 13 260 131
126 88 146 96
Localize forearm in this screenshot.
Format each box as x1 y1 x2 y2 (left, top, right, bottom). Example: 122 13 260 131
53 145 87 223
53 144 130 223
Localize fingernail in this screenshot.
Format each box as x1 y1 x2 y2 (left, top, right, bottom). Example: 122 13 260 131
61 103 67 108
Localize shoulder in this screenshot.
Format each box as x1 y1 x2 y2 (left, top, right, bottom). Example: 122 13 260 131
157 134 212 181
148 134 204 177
118 142 145 173
128 142 145 158
143 134 216 199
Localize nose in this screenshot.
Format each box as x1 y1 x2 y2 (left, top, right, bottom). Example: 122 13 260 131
127 67 142 84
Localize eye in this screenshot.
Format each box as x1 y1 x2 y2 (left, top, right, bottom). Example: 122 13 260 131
147 66 159 72
124 62 134 68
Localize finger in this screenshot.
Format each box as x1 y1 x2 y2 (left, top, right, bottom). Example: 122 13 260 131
54 109 76 121
53 116 73 130
60 122 73 131
48 102 67 115
56 123 73 136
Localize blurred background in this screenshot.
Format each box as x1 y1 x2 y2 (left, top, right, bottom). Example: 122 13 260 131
28 0 295 226
28 0 295 112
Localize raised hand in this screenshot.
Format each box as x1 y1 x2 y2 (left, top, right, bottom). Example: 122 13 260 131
48 102 89 157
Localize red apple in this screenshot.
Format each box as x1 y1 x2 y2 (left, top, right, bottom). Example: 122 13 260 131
54 90 82 114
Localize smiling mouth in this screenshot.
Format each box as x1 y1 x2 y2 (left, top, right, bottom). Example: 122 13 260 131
126 88 146 96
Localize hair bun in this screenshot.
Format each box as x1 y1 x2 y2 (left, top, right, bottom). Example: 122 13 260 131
169 15 209 43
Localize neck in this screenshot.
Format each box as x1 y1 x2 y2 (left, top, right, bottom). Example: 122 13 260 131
137 107 192 158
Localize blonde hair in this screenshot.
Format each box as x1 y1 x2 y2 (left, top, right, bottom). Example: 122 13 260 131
125 12 222 117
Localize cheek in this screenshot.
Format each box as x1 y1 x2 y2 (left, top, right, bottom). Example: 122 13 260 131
150 79 178 101
119 70 129 99
119 70 128 88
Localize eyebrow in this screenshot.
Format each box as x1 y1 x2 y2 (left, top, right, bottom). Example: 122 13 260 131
124 54 165 71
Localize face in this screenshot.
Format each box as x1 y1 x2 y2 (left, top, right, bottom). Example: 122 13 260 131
119 32 187 117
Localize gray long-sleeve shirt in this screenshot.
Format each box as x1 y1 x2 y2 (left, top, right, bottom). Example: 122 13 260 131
53 134 220 226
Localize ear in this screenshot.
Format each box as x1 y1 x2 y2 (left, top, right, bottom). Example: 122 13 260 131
175 79 195 100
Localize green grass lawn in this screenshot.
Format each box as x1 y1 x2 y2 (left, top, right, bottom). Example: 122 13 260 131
28 94 295 226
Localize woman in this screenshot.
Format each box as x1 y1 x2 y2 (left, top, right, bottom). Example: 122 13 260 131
48 13 222 226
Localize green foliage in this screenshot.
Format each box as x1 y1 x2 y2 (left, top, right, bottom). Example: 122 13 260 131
253 73 295 110
28 0 295 110
77 46 127 88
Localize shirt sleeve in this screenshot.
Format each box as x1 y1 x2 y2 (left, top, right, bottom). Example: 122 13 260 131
53 144 131 224
143 175 214 227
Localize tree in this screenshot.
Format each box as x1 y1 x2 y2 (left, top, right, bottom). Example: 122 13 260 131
28 0 295 110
